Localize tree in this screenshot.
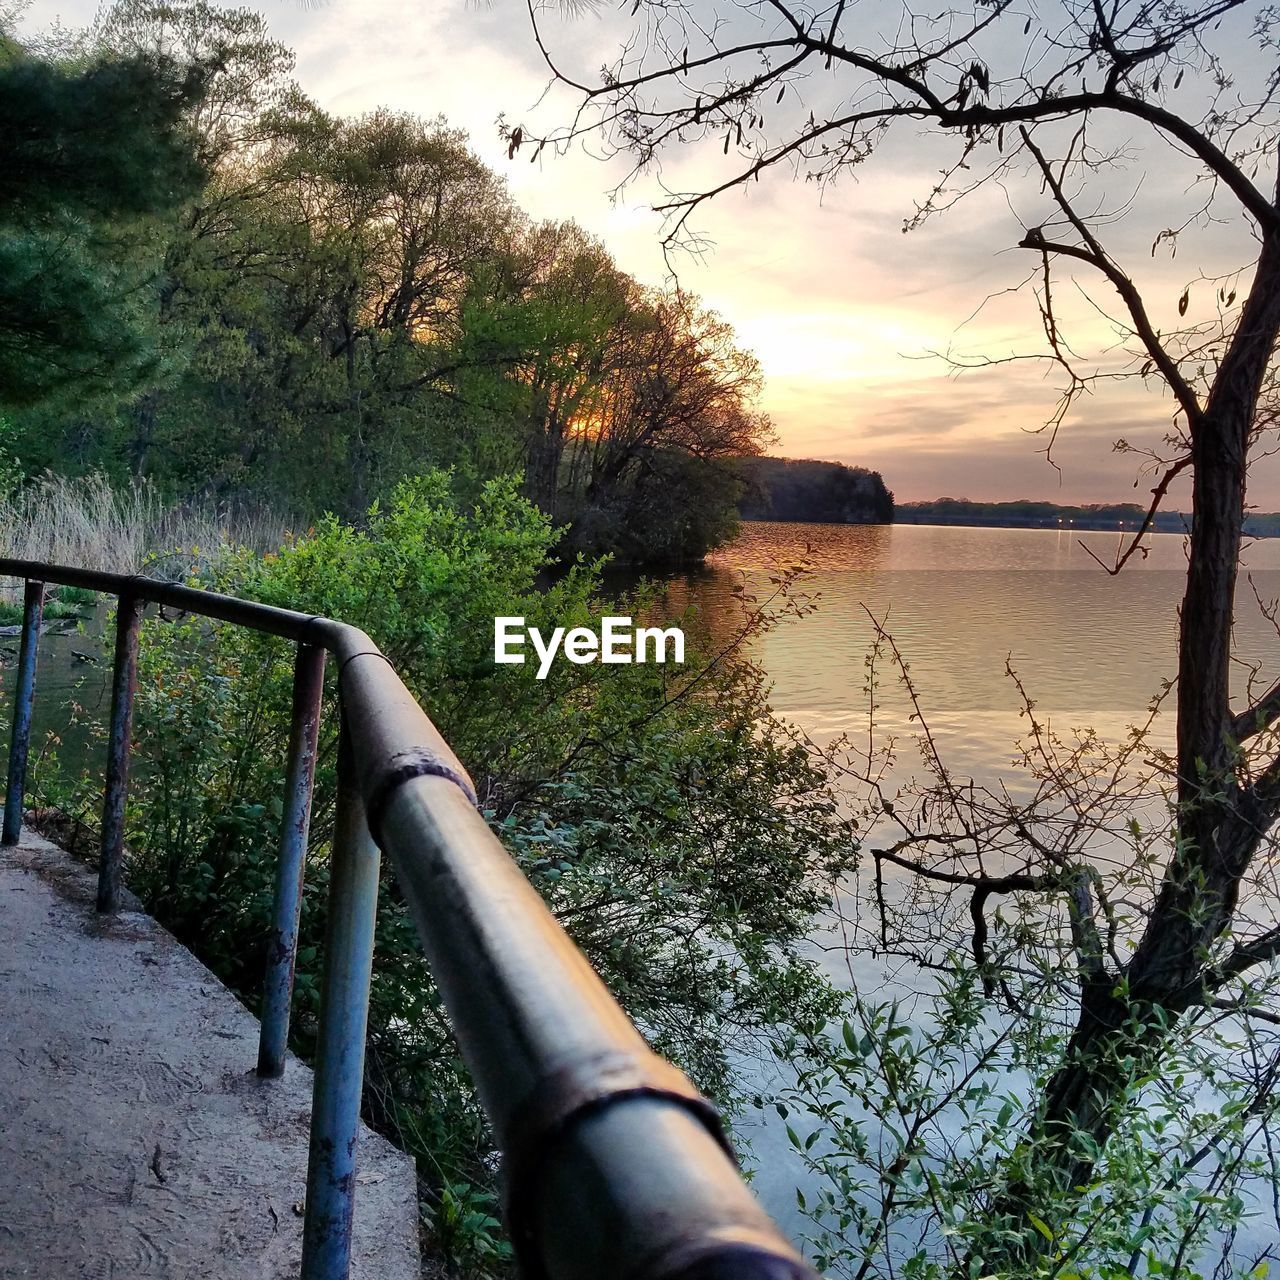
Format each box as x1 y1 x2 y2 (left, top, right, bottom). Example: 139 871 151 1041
560 288 773 560
0 23 205 411
9 0 785 565
88 0 309 172
245 108 520 510
576 291 770 490
465 219 639 515
455 219 774 556
511 0 1280 1270
736 457 894 524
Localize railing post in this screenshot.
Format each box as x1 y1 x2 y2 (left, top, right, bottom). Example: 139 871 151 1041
3 581 44 845
301 718 381 1280
258 642 327 1078
97 593 141 913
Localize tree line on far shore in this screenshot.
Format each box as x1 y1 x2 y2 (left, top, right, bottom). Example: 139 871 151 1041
900 496 1280 536
735 456 894 525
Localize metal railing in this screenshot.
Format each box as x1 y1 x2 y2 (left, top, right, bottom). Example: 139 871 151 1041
0 557 818 1280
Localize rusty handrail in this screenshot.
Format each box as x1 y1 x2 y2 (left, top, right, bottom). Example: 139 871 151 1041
0 557 817 1280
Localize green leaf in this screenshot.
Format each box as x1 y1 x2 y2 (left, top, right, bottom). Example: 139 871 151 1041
841 1019 860 1056
1026 1213 1054 1242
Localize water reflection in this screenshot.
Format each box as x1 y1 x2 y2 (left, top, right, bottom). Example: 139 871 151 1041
665 523 1280 1249
667 522 1280 777
1 603 110 781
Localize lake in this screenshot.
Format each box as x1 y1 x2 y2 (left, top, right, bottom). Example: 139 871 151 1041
671 521 1280 1253
681 519 1280 769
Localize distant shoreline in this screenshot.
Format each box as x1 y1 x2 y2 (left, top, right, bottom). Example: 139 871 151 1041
895 500 1280 537
901 509 1280 535
743 509 1280 537
895 512 1194 534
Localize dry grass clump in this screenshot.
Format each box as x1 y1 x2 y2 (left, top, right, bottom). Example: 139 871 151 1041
0 472 285 587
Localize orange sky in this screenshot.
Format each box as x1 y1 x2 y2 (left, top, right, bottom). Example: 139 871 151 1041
22 0 1276 506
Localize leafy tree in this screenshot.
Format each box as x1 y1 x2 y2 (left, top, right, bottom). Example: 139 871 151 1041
571 446 747 564
0 24 205 411
458 223 774 555
512 0 1280 1270
565 289 772 548
88 0 309 170
11 0 777 565
488 220 639 515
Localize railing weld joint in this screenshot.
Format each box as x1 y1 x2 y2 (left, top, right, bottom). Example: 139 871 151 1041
300 614 334 647
501 1050 734 1279
364 748 480 839
334 647 396 680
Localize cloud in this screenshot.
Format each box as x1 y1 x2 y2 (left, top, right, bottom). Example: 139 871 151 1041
18 0 1275 505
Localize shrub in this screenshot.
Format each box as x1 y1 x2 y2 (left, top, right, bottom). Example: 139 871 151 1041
64 471 849 1274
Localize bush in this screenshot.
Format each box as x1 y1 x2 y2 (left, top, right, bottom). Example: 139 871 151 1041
65 471 849 1274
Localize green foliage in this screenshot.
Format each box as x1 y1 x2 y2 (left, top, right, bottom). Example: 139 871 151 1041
567 449 747 565
12 0 774 565
0 47 203 221
0 416 22 498
53 585 98 607
65 472 848 1273
426 1180 511 1273
0 583 94 626
0 35 205 412
784 976 1274 1278
0 231 164 412
774 624 1280 1277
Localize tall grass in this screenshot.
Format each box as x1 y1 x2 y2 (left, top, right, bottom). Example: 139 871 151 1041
0 472 287 586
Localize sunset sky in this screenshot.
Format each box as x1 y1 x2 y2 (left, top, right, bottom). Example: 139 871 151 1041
21 0 1273 505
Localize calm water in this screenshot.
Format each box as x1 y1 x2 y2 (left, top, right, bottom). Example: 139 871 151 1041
678 521 1280 778
674 522 1280 1250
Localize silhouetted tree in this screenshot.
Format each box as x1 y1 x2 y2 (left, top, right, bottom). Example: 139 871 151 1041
511 0 1280 1268
737 456 893 524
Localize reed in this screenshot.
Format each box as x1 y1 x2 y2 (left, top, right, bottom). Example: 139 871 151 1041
0 472 286 588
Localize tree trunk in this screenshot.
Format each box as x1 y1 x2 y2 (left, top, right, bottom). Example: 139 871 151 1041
973 227 1280 1271
525 408 564 518
127 393 157 479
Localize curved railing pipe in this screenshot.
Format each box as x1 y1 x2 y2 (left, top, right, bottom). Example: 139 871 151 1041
0 557 819 1280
